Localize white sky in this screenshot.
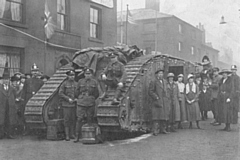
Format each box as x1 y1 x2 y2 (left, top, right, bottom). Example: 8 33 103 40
117 0 240 63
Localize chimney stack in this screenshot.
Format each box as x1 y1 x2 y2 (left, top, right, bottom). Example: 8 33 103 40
145 0 160 12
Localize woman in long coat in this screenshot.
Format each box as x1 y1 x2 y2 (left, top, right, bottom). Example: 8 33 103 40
0 74 18 138
166 73 181 132
149 69 170 135
185 74 201 129
217 69 237 131
176 74 187 129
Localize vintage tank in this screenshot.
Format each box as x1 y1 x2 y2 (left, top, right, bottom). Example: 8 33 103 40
24 46 197 138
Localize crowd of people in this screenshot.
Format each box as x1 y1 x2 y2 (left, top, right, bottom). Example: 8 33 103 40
0 63 49 139
149 56 239 136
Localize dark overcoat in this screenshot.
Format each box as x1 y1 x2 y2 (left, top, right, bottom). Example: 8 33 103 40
0 84 18 125
199 88 211 111
218 77 238 124
149 77 170 121
21 77 44 105
231 74 240 112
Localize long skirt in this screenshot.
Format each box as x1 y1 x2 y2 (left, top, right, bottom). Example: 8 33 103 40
186 101 201 122
179 93 187 122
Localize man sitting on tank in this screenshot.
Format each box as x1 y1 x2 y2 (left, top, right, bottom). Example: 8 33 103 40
99 53 126 105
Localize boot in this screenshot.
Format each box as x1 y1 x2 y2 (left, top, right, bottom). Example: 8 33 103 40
189 122 192 129
65 127 70 141
226 123 231 132
196 121 201 129
111 98 120 105
161 121 169 134
178 122 183 129
152 121 159 136
170 125 177 132
74 121 82 143
69 126 75 139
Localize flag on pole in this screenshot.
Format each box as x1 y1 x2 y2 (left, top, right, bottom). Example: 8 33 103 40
127 8 137 25
44 0 55 40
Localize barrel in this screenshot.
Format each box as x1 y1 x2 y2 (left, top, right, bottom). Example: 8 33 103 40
81 123 101 144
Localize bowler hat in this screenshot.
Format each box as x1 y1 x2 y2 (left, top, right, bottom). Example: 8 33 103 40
167 73 174 78
219 69 232 75
66 70 75 76
213 67 219 72
10 76 20 82
155 69 164 74
231 65 237 70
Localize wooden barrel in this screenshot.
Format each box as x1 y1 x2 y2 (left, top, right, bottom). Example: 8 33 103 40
81 123 101 144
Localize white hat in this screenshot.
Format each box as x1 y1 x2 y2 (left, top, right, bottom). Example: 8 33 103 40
187 74 194 79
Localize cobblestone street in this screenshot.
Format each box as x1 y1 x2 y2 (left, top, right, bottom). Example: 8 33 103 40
0 114 239 160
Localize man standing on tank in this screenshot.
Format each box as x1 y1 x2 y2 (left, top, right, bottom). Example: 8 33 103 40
149 69 170 135
59 70 77 141
74 68 99 143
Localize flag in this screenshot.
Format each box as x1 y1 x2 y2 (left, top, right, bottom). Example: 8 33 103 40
44 0 55 39
127 8 137 25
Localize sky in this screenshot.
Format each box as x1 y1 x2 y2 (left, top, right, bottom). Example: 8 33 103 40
117 0 240 63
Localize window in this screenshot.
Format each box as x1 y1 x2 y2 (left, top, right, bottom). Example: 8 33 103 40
0 0 23 22
178 42 182 52
90 7 101 39
178 24 182 34
57 0 68 31
191 46 195 55
0 53 20 76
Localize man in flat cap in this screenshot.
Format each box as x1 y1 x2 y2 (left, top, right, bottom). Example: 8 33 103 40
74 68 99 143
230 65 240 120
59 70 77 141
100 53 126 104
149 69 170 135
21 63 44 134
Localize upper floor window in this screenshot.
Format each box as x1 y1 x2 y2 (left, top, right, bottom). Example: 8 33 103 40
178 24 182 34
191 46 195 55
0 0 23 23
90 7 101 39
57 0 68 31
178 42 182 52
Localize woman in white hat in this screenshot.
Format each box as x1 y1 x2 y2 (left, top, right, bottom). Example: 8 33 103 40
166 73 181 132
176 74 187 129
185 74 201 129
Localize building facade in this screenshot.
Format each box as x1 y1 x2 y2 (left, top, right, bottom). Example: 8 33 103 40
117 8 219 66
0 0 117 76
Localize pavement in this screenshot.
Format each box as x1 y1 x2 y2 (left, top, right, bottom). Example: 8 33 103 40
0 113 239 160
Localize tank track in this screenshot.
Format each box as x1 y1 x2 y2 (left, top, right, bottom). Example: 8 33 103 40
97 54 157 129
24 64 72 129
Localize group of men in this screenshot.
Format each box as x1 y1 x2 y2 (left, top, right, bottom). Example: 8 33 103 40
0 63 49 138
59 53 126 142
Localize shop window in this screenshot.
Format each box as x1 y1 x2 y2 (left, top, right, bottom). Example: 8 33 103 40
0 0 24 23
57 0 69 31
90 7 101 39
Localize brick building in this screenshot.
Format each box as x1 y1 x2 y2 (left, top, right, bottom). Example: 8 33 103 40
117 0 219 66
0 0 117 76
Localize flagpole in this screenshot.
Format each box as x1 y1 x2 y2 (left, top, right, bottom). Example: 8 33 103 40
126 4 128 45
155 0 159 54
44 0 47 74
120 0 123 44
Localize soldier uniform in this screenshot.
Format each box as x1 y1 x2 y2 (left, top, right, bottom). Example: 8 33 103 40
59 70 77 141
100 53 126 104
74 68 99 143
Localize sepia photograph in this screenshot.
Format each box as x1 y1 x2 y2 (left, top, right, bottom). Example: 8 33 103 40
0 0 239 159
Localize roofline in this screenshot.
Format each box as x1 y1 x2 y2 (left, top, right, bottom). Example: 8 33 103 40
171 16 203 32
201 44 219 53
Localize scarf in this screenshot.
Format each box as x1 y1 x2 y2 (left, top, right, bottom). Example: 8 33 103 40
186 82 196 94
